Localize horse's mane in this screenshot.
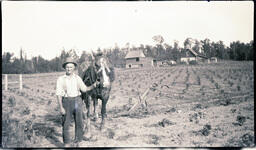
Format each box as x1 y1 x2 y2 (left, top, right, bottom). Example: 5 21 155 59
78 60 91 78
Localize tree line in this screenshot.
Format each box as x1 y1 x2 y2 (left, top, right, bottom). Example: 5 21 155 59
2 37 254 74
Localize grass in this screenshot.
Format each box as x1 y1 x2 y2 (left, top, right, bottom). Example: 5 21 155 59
2 113 40 147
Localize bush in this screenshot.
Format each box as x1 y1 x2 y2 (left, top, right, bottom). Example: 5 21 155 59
2 114 37 147
8 96 16 107
189 60 198 65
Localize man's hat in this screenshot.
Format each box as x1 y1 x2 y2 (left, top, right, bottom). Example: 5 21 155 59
62 57 78 68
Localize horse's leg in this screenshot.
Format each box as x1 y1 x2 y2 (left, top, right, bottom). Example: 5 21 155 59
93 98 99 121
84 95 91 139
100 98 107 131
100 87 111 130
100 89 110 131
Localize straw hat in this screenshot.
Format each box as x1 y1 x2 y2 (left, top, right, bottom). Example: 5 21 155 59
62 57 78 68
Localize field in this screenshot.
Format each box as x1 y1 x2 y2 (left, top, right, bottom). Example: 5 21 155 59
2 61 254 147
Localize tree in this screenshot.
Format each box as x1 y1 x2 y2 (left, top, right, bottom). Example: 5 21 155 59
201 38 212 58
247 40 254 60
211 41 225 59
145 45 154 57
192 39 203 54
173 40 180 51
67 49 79 60
152 35 164 45
229 41 253 61
184 38 193 50
2 52 14 73
153 35 165 58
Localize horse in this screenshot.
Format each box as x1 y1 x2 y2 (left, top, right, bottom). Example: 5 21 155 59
80 53 115 138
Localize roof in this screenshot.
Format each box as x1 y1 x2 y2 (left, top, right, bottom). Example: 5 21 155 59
189 49 198 56
198 54 208 59
181 48 208 59
125 50 146 59
180 49 196 57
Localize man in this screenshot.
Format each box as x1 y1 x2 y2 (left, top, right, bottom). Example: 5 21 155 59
56 57 97 147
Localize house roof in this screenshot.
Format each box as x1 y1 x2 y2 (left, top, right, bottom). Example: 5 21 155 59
181 48 208 59
197 54 208 59
189 49 198 56
125 50 146 59
180 49 196 57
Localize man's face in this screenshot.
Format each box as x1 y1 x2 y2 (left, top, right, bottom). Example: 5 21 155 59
65 63 75 75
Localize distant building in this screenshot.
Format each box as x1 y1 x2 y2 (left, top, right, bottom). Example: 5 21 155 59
153 59 176 67
125 50 155 68
154 59 167 67
181 48 209 64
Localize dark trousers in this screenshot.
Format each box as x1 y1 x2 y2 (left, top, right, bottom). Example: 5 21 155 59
62 96 83 144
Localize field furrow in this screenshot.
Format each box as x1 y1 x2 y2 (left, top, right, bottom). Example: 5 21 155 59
2 61 254 147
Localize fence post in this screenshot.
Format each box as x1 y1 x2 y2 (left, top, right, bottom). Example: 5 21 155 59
5 74 8 90
19 74 23 90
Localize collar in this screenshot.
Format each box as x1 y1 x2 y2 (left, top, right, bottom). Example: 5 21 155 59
64 73 76 78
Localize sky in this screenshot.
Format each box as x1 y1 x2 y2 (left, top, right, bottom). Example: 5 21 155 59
2 1 254 60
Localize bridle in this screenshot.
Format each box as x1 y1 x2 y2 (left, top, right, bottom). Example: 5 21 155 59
94 57 110 87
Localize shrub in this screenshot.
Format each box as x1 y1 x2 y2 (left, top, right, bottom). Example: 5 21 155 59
197 76 201 85
8 96 16 107
2 114 38 147
189 60 198 65
215 83 220 89
220 89 225 94
199 124 211 136
237 85 241 91
22 107 31 115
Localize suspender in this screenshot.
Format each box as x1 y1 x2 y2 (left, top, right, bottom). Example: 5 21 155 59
63 74 80 97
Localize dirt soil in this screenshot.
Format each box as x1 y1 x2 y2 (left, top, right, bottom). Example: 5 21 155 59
2 61 254 147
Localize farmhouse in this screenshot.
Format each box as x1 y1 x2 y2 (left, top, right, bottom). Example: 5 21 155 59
125 50 155 68
180 48 209 64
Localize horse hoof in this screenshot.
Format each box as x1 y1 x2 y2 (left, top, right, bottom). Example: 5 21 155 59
93 113 99 121
100 124 105 131
100 127 105 132
83 134 91 141
92 117 98 122
75 141 82 147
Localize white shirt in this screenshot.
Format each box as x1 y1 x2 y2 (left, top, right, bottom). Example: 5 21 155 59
56 73 88 97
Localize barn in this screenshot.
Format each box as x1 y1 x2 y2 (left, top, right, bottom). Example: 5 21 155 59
125 50 155 68
180 48 209 64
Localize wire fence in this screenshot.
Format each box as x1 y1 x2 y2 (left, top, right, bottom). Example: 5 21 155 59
2 72 65 91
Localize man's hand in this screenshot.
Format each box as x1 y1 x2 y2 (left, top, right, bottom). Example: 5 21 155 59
94 81 100 88
103 81 110 87
60 107 66 115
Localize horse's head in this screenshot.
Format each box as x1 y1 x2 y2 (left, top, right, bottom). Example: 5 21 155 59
91 52 108 69
92 52 114 87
